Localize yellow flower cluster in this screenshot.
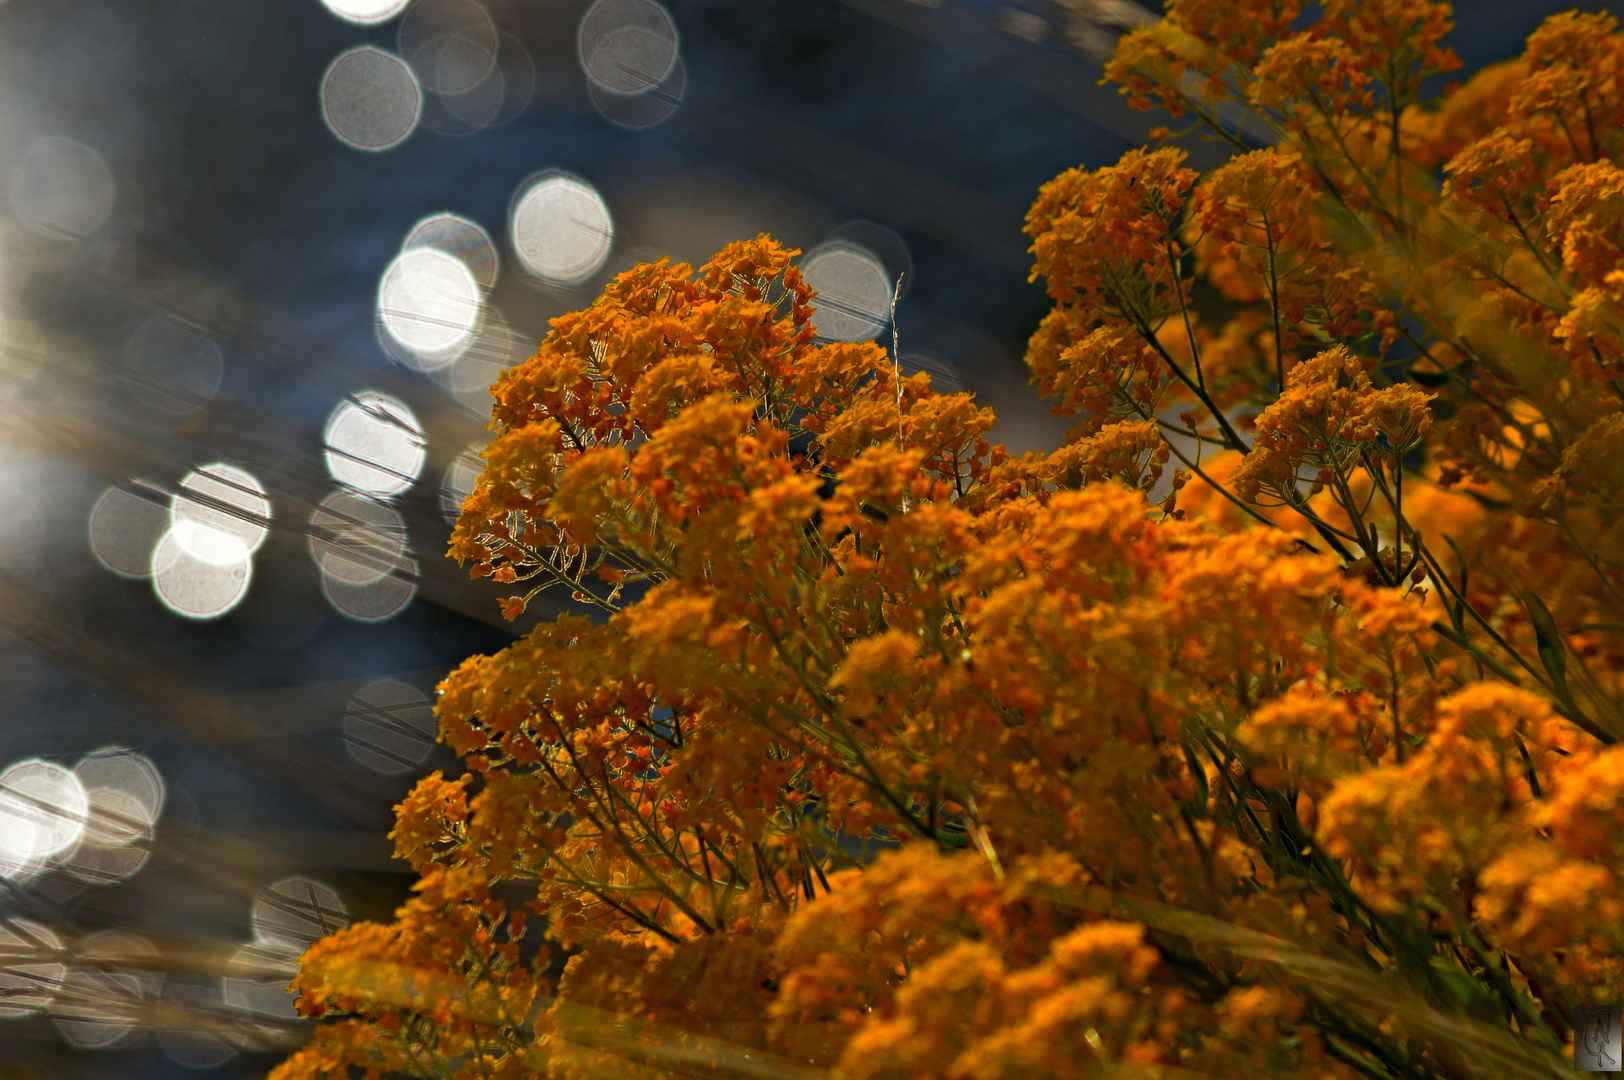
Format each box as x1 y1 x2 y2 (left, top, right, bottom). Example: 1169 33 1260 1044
275 5 1624 1080
1232 345 1433 504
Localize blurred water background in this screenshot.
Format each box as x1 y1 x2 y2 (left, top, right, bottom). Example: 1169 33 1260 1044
0 0 1600 1075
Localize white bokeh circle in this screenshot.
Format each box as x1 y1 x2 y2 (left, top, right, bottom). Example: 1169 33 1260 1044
320 0 411 24
377 247 483 366
321 47 423 152
171 464 270 567
323 392 426 497
151 529 253 620
801 242 892 341
0 760 88 878
510 172 613 286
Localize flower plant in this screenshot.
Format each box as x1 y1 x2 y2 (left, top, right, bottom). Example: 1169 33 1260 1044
276 5 1624 1077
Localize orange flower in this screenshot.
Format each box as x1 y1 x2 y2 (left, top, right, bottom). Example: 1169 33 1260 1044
281 3 1624 1073
1026 147 1198 318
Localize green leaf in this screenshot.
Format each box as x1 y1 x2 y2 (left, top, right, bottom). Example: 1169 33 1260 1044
1431 621 1522 685
1181 736 1209 813
1520 588 1569 694
1442 534 1469 634
1427 958 1500 1021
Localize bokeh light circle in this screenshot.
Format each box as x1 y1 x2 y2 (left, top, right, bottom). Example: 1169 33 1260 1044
824 220 913 301
309 490 409 586
76 748 164 825
441 442 485 522
433 307 531 417
399 0 499 97
88 484 170 579
320 562 418 622
510 172 613 286
413 26 535 137
421 65 504 134
52 931 157 1049
321 46 423 152
403 213 499 288
588 54 684 129
61 787 152 884
251 877 348 952
324 392 426 497
320 0 410 25
122 318 224 415
377 247 482 366
344 680 437 775
801 242 892 341
0 760 88 878
222 941 300 1020
9 136 115 239
151 529 253 620
0 920 65 1017
171 463 271 566
577 0 679 95
484 31 537 128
